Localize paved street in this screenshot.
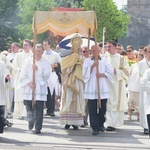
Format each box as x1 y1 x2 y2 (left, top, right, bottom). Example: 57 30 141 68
0 112 150 150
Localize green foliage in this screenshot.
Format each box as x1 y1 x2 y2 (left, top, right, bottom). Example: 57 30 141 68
16 0 130 46
17 0 82 46
0 0 20 51
0 0 130 51
82 0 130 41
55 0 72 7
17 0 56 43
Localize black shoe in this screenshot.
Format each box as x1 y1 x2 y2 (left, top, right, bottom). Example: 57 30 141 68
106 126 116 131
65 124 70 130
44 113 50 116
28 122 34 130
3 120 8 127
72 125 78 130
34 130 41 134
7 122 13 127
99 126 106 132
92 130 99 135
80 124 87 128
124 112 128 115
19 116 24 120
144 128 149 134
50 113 55 117
4 120 13 127
6 112 13 119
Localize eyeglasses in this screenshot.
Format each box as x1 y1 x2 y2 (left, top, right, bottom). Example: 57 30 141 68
82 51 88 53
126 50 132 52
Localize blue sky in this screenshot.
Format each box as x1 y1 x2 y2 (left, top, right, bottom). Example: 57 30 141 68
113 0 127 9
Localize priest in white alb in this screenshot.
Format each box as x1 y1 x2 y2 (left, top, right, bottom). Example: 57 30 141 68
106 40 130 131
12 39 33 118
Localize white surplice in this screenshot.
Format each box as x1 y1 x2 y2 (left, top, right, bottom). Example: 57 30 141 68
47 72 61 97
0 55 12 115
138 58 150 129
83 56 114 100
43 50 61 65
106 53 130 128
140 68 150 115
128 63 140 112
20 57 51 101
0 60 11 118
0 61 10 106
128 63 140 92
43 50 61 95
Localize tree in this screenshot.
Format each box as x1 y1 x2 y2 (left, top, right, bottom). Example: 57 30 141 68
17 0 78 46
73 0 83 7
55 0 72 7
17 0 56 43
0 19 11 51
82 0 130 41
0 0 20 51
17 0 130 45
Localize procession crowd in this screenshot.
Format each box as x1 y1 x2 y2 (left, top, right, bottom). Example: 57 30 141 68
0 34 150 137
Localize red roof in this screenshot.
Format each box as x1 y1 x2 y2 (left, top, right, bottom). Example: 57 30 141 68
54 7 85 11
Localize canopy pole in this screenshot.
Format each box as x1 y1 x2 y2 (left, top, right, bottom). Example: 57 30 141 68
87 28 91 53
93 6 101 111
32 5 37 108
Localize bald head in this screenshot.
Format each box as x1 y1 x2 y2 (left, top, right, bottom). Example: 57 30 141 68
91 44 100 56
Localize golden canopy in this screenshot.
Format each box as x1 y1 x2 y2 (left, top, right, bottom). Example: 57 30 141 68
33 10 97 36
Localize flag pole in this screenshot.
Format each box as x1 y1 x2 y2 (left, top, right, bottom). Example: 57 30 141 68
32 5 37 108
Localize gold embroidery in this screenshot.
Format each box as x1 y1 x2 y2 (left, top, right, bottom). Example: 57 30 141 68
60 12 70 23
117 80 122 111
119 56 124 69
117 56 124 111
119 56 129 77
120 68 130 77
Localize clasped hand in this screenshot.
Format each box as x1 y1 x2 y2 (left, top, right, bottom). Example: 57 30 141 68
96 73 105 78
32 64 38 71
5 74 11 81
28 82 35 90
